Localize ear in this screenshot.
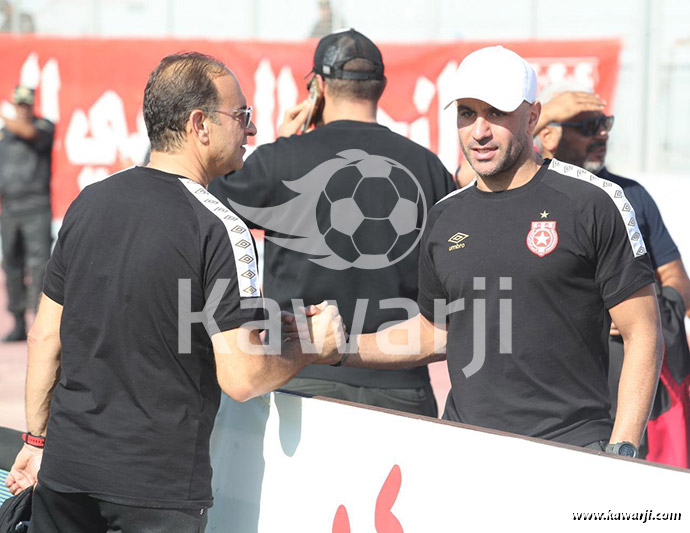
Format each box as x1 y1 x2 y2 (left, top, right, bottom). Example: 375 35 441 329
538 125 561 156
316 74 325 94
190 109 210 145
527 101 541 133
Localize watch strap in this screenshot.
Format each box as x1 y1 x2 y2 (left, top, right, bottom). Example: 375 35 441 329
605 441 638 458
22 432 45 448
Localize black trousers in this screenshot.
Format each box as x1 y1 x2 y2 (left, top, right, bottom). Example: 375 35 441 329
282 377 438 418
29 483 208 533
0 210 52 314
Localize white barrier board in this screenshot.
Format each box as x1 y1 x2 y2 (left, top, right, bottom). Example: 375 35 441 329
208 392 689 532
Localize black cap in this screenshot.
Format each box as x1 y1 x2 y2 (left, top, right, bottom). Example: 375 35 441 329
312 29 384 81
12 86 35 106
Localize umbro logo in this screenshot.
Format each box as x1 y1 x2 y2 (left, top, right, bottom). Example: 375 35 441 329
448 232 469 251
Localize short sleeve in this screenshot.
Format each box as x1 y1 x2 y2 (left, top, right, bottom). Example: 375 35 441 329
42 189 84 304
417 210 448 323
635 186 680 269
43 235 65 304
200 213 265 334
591 186 655 308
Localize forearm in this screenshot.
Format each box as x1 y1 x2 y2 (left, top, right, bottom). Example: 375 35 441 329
610 328 663 446
25 332 61 435
3 116 38 140
239 340 318 400
346 314 446 369
656 258 690 315
213 328 321 402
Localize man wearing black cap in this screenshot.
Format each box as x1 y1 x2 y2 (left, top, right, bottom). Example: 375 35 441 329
0 86 55 342
210 29 455 416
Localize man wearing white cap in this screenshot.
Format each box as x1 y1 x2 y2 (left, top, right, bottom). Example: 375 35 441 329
328 46 663 456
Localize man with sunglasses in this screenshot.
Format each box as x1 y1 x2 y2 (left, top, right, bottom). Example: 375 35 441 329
536 86 690 314
4 52 345 532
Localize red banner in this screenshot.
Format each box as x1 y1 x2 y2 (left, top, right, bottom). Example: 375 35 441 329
0 36 621 218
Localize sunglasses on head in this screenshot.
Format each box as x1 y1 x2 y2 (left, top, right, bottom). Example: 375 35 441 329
550 115 614 137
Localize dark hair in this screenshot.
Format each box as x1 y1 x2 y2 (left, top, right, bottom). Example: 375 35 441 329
144 52 229 153
324 58 386 102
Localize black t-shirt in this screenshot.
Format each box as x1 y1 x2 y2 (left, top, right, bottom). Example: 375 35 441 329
0 116 54 214
210 120 455 388
40 167 263 508
418 159 654 446
598 167 680 270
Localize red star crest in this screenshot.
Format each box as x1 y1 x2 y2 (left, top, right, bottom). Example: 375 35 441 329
526 221 558 257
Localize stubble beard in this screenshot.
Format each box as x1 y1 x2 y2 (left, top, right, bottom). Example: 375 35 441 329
462 132 530 181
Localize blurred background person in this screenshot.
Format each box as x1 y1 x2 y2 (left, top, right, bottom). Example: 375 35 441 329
536 85 690 313
0 86 54 342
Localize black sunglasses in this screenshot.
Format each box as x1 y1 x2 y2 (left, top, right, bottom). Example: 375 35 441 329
550 115 614 137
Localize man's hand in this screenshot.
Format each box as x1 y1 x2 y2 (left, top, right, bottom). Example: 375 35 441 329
296 301 347 364
278 310 310 343
535 91 606 135
5 444 43 495
277 100 311 138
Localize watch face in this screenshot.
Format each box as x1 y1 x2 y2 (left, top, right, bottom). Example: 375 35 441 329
618 443 637 457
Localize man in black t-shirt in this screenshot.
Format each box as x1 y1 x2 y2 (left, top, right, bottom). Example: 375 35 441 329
4 52 344 533
210 29 455 416
331 46 663 456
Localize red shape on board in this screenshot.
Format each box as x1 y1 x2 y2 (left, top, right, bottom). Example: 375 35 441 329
375 464 403 533
332 504 351 533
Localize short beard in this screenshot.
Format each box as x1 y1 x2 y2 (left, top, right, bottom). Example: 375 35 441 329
583 160 604 175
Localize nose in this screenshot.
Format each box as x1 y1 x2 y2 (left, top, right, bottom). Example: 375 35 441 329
246 120 257 137
472 116 492 141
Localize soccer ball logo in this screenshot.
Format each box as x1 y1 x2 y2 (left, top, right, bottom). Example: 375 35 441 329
316 153 425 269
225 149 427 271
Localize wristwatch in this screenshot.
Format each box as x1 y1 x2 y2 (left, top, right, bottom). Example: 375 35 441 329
605 441 639 458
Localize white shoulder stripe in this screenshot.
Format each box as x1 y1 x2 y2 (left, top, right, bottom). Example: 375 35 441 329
434 177 477 206
178 178 261 298
547 159 647 258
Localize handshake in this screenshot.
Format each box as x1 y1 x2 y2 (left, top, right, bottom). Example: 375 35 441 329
279 301 350 366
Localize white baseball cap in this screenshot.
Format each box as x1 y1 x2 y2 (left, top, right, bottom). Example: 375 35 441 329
445 46 537 112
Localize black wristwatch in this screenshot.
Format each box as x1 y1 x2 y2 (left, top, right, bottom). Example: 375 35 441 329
605 441 639 458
